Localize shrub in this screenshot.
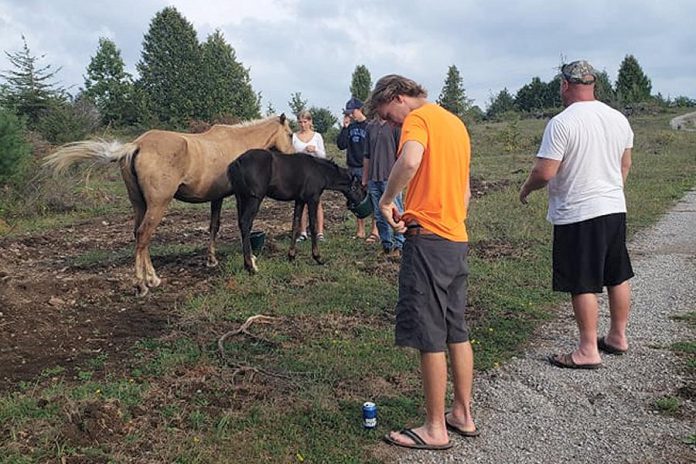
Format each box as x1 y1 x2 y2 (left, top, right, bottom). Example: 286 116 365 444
35 97 101 144
0 108 31 186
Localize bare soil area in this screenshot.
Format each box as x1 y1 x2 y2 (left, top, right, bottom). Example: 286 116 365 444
0 179 506 392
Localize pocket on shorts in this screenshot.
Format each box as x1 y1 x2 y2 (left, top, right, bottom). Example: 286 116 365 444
396 240 427 332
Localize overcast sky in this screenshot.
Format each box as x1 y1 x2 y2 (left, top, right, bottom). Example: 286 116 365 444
1 0 694 119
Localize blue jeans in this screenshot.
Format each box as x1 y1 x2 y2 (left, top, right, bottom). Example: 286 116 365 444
368 180 405 251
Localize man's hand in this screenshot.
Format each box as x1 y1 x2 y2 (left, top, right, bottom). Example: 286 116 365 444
519 185 530 205
343 115 352 127
379 200 406 234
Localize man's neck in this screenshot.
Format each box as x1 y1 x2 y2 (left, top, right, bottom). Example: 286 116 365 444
406 97 429 111
564 86 596 105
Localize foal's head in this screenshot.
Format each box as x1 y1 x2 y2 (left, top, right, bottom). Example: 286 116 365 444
344 174 367 209
267 114 294 154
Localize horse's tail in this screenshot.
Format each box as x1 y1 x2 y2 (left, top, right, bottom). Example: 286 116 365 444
43 139 139 175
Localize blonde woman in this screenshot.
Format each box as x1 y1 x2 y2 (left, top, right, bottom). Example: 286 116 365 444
292 110 327 241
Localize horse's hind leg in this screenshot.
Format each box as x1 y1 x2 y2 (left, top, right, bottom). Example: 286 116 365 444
307 200 323 265
132 204 146 239
134 203 168 296
207 198 223 267
237 195 262 273
288 201 305 261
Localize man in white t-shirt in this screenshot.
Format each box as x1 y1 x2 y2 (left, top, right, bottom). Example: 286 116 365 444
519 60 634 369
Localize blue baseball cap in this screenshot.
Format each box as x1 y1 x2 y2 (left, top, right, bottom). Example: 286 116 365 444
343 97 364 115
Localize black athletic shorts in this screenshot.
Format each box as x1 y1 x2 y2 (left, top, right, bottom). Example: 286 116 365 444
552 213 634 294
394 232 470 352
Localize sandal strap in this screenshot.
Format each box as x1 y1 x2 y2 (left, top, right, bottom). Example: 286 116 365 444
399 428 426 446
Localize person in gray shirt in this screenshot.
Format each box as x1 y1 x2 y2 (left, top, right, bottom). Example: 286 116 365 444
364 116 405 254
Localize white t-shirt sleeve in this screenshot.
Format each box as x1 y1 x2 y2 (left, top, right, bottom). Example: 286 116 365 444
537 118 568 161
625 123 634 150
314 133 326 158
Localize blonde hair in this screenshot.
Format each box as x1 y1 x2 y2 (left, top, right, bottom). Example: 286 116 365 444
297 110 314 130
365 74 428 113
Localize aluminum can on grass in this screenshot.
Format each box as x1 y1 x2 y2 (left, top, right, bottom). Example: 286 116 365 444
362 402 377 429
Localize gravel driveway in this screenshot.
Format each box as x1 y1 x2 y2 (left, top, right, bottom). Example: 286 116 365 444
394 190 696 464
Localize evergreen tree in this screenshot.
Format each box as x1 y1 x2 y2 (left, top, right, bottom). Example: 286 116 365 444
136 7 201 126
615 55 652 104
36 93 101 144
486 88 515 119
200 30 260 121
265 101 276 116
437 65 472 119
543 76 563 109
349 65 372 102
514 77 547 113
309 106 337 134
0 35 65 127
594 70 616 106
288 92 307 117
84 37 135 127
0 107 31 186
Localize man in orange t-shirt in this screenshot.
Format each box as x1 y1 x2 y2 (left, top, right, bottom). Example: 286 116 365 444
367 74 476 451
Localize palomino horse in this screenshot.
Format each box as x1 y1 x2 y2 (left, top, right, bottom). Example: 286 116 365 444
44 115 294 296
227 149 367 273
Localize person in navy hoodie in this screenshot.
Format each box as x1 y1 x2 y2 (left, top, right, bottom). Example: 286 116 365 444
337 97 377 240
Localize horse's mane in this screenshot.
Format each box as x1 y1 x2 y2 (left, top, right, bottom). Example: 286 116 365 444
213 115 280 130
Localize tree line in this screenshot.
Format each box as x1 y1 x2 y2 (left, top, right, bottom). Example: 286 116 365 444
1 5 695 188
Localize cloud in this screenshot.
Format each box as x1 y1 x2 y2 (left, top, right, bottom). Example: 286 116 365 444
1 0 694 118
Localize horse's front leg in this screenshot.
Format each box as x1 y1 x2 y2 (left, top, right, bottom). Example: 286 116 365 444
237 195 262 273
207 198 223 267
288 201 304 261
307 199 323 265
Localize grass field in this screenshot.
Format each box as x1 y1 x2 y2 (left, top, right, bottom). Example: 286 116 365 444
1 111 695 463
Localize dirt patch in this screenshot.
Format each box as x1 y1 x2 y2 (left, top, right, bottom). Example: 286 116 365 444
0 184 503 392
470 238 531 260
470 177 512 198
0 207 226 391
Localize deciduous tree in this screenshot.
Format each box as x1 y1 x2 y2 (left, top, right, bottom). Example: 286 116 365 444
308 106 337 134
486 88 515 120
288 92 307 117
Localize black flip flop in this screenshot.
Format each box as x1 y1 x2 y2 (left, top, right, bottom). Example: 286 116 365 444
598 337 628 355
548 353 602 370
446 420 480 437
383 428 453 450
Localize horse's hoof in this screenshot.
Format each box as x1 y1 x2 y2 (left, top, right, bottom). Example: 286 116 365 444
207 257 219 268
313 256 324 265
135 284 149 297
146 275 161 288
287 254 296 261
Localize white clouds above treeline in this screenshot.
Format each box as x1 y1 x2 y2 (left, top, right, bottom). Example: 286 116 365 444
1 0 694 117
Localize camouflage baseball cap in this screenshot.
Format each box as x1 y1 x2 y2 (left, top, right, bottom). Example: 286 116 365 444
560 60 597 84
